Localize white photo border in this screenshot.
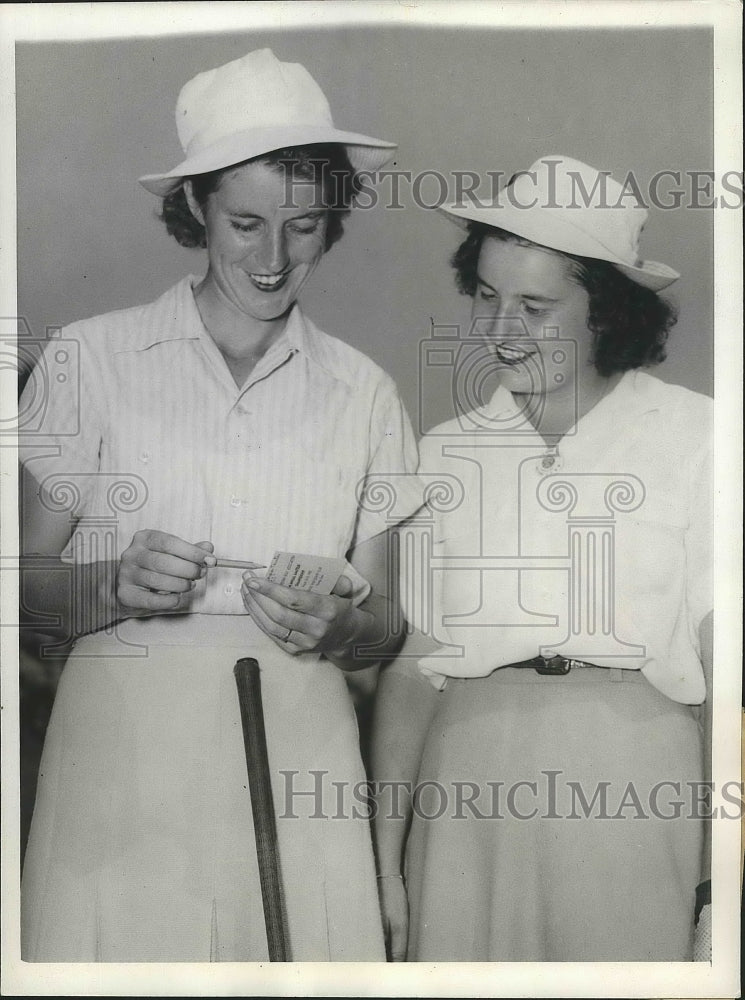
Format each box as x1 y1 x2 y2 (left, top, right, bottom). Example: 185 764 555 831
1 2 741 997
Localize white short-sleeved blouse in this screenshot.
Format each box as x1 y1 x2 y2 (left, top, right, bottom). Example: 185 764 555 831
19 275 420 608
409 370 712 704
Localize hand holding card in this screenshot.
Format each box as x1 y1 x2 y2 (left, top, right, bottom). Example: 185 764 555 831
265 551 348 595
241 550 364 658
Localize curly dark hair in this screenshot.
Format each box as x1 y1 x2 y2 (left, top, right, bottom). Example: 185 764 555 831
451 222 677 376
160 143 362 252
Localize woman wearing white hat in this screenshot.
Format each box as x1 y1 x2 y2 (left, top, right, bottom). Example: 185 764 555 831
20 49 419 961
372 156 712 961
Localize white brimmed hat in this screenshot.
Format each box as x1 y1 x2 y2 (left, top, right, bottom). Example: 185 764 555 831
439 155 679 290
139 48 396 197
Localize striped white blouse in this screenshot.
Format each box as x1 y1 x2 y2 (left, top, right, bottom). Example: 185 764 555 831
19 275 420 617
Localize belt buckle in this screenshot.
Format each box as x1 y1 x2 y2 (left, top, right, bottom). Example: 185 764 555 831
534 654 571 676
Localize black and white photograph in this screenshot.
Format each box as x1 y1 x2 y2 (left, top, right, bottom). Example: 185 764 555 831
1 2 741 996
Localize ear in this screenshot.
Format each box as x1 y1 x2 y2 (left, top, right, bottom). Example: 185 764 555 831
183 180 206 227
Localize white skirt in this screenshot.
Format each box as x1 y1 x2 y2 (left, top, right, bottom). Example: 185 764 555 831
22 615 385 962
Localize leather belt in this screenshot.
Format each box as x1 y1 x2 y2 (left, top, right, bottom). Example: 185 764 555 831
504 654 603 676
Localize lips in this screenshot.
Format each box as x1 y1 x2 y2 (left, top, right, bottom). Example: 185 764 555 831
492 342 536 365
248 272 288 292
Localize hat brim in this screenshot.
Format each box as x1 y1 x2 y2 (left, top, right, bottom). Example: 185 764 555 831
439 202 679 291
139 125 396 196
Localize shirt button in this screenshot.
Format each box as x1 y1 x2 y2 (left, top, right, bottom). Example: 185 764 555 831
236 404 250 416
224 583 234 596
230 495 241 507
139 451 150 464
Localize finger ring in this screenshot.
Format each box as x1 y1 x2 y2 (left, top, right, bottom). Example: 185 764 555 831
281 627 293 642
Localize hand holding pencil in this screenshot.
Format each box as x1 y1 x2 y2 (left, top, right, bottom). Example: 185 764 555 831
116 529 268 610
117 530 217 613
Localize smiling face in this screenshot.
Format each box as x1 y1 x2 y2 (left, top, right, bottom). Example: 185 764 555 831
472 237 596 399
187 159 328 327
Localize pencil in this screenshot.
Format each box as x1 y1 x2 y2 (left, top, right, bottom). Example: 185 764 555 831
213 558 267 570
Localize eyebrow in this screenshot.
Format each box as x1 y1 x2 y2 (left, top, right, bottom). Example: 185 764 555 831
476 275 559 303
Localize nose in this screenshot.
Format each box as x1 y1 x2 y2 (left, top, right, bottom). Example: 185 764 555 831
259 228 289 274
475 306 528 341
495 314 528 339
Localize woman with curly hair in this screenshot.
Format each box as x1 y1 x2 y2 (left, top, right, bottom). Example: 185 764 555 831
372 156 712 962
20 49 419 961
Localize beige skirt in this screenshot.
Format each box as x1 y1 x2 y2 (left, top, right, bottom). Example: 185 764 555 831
405 666 704 962
21 615 385 962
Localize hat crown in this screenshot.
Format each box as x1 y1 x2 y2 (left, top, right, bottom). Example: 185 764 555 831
506 156 648 264
438 154 678 290
176 48 334 157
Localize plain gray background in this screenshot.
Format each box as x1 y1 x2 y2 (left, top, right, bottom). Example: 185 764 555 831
16 25 713 433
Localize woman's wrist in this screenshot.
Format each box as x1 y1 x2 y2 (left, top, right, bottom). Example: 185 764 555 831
694 879 711 924
326 596 406 669
373 837 407 882
324 605 376 666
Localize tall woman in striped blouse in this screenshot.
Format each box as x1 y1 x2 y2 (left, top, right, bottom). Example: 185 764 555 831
19 49 418 961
